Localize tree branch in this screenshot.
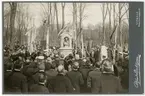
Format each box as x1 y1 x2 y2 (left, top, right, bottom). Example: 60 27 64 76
120 7 129 19
9 2 12 8
120 3 125 11
121 17 129 22
110 24 117 40
100 4 103 15
40 3 48 16
124 4 129 20
104 4 108 20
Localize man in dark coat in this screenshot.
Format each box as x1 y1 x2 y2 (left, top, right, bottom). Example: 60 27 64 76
45 63 58 80
66 61 84 93
90 48 95 64
29 73 49 93
31 52 37 61
94 47 100 62
25 56 44 90
31 61 45 86
87 62 101 93
23 61 39 89
64 56 69 71
64 54 73 71
95 59 122 93
45 62 58 92
59 54 65 65
22 56 32 74
23 60 38 77
53 55 60 67
4 61 13 93
120 56 129 93
74 54 83 68
50 65 73 93
79 59 92 93
6 60 28 93
44 57 52 71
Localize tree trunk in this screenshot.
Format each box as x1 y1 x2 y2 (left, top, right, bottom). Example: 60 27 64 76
118 3 123 61
79 3 83 57
46 3 51 52
101 3 108 45
61 3 65 29
9 2 17 46
73 3 77 49
54 3 59 33
108 3 112 46
102 4 105 45
5 19 9 44
113 3 117 63
118 4 121 46
79 3 82 48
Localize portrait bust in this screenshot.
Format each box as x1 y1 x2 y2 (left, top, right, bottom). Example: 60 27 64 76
63 37 70 47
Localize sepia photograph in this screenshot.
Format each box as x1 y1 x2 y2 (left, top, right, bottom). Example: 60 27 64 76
3 2 129 94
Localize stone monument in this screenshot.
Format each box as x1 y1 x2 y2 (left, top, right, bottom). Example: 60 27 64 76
59 29 73 57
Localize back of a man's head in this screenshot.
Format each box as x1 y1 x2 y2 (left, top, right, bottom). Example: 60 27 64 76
51 63 56 69
60 54 64 59
14 60 23 70
69 54 73 59
38 63 45 72
95 62 100 68
101 59 113 73
38 73 47 83
57 65 64 74
72 61 79 70
6 62 13 70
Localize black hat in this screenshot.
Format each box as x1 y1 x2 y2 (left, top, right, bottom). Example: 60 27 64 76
14 60 23 69
101 59 113 73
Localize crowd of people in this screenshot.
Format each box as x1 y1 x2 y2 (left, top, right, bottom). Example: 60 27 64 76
4 43 129 94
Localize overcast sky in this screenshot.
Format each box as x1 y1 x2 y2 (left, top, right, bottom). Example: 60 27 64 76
26 3 128 28
4 3 128 28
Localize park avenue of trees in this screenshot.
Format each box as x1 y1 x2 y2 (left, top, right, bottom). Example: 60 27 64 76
3 3 129 62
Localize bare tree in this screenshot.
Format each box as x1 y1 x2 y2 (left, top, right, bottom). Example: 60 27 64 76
119 3 129 60
107 3 112 32
78 3 86 57
118 3 126 55
5 17 9 44
16 3 25 45
112 3 129 62
9 2 17 46
73 3 77 49
72 3 86 56
46 3 51 50
46 3 52 51
101 3 108 45
4 4 10 44
61 3 65 29
113 3 117 63
54 3 59 33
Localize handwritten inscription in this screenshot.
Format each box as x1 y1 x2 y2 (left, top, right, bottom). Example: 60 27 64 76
136 8 141 27
133 54 141 88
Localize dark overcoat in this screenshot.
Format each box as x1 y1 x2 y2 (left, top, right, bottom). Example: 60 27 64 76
87 68 101 93
6 71 28 93
94 73 122 93
50 74 73 93
66 70 84 93
29 84 49 93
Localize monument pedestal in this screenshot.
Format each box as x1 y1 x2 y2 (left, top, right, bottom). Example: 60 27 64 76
59 47 73 58
59 26 73 58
